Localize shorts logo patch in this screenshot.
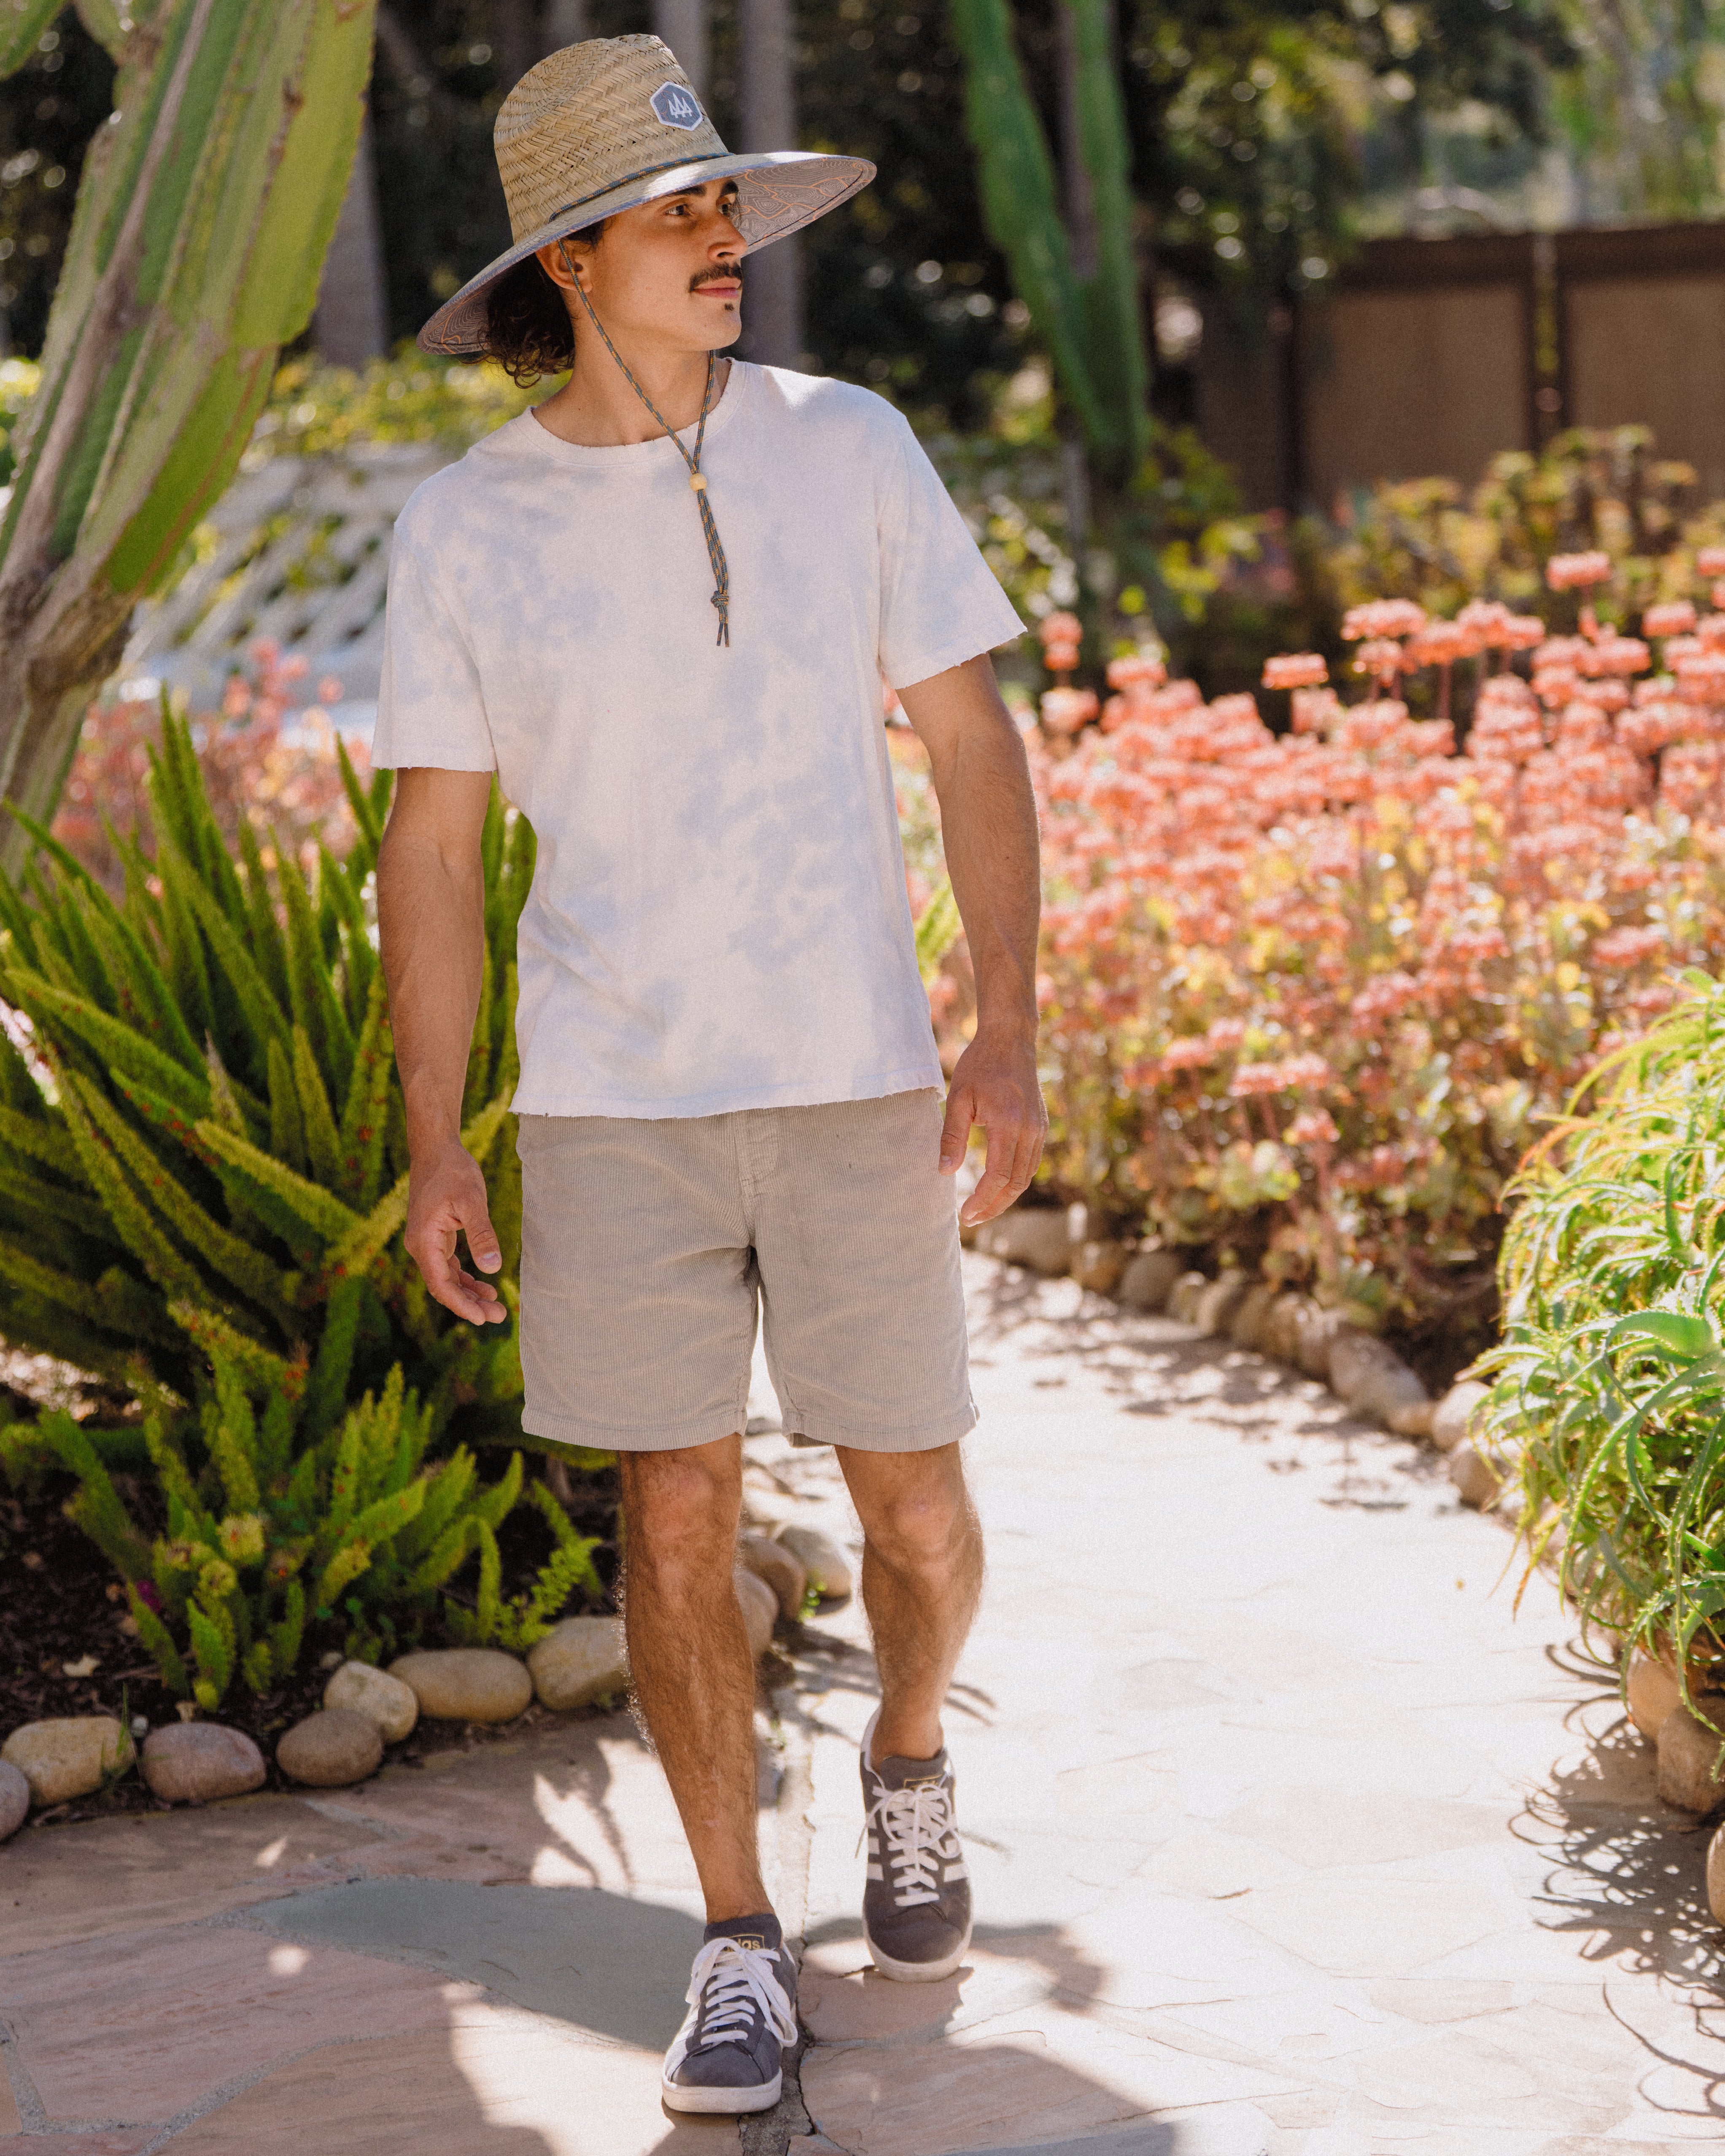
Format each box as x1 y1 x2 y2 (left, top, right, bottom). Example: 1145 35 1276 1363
651 81 703 129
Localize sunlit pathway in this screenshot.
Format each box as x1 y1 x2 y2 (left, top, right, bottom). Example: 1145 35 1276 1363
1 1254 1721 2155
790 1260 1725 2156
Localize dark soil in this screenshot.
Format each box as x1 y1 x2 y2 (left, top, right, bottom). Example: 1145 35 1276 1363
1 1432 620 1830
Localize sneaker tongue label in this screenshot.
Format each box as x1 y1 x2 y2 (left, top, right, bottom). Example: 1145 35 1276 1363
730 1932 765 1950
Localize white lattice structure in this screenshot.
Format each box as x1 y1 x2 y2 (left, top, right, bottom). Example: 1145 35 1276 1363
119 441 454 727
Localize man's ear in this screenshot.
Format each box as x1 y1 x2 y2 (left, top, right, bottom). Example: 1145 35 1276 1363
538 237 590 294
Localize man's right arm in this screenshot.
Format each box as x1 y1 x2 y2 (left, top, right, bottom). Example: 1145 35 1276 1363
377 767 510 1324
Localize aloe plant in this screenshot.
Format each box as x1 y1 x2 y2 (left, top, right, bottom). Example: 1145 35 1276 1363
0 0 377 857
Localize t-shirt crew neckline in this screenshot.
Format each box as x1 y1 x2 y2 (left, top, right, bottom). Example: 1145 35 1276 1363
520 358 749 467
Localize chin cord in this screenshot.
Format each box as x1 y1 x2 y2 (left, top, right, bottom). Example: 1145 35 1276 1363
558 241 732 648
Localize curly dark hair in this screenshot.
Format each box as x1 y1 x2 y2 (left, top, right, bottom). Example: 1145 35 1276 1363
482 227 605 385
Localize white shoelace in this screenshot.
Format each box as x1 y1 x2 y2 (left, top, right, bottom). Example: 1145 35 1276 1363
685 1935 797 2051
868 1781 962 1909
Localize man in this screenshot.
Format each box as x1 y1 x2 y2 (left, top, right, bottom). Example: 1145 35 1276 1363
374 35 1044 2118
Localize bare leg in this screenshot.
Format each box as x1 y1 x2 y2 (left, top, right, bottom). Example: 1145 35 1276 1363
836 1442 984 1765
618 1434 769 1923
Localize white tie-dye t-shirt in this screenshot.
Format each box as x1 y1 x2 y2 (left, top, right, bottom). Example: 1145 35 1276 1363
372 361 1023 1119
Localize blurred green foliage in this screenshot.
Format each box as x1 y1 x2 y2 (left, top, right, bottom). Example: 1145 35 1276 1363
1480 976 1725 1698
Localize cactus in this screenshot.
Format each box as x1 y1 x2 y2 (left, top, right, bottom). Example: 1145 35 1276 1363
0 0 377 858
946 0 1148 479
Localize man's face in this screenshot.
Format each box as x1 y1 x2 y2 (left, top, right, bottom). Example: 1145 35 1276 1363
543 180 744 352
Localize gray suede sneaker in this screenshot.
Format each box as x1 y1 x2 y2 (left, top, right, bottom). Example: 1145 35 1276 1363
660 1913 798 2115
860 1708 973 1982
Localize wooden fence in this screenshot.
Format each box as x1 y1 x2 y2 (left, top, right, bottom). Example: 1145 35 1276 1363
1191 221 1725 513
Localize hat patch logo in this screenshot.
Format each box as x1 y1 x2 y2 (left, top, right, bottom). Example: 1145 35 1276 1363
651 81 703 129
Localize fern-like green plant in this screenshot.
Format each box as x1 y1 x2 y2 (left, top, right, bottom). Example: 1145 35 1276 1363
36 1341 568 1707
0 707 528 1449
0 709 620 1702
442 1478 606 1654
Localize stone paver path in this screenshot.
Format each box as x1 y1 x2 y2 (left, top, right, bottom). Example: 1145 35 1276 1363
4 1257 1723 2153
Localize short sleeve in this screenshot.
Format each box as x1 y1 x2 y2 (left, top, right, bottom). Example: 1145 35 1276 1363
371 534 498 772
875 415 1025 691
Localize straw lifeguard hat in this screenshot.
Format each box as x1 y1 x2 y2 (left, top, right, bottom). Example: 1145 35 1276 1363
418 35 874 355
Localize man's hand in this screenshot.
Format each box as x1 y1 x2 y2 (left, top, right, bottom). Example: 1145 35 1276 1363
939 1030 1047 1227
404 1140 507 1323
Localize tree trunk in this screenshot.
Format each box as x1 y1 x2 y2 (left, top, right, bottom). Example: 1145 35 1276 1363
315 110 387 369
652 0 709 97
739 0 801 369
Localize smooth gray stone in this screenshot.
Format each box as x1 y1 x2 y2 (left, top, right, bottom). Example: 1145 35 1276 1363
0 1757 27 1841
141 1721 266 1804
250 1877 706 2047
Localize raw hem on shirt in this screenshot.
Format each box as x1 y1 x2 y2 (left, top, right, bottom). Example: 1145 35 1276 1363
888 621 1025 693
509 1062 943 1120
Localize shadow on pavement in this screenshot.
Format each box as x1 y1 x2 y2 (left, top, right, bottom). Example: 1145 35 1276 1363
250 1878 706 2047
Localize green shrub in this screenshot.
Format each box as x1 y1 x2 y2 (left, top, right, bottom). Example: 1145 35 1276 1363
0 708 525 1430
1480 975 1725 1696
0 709 612 1704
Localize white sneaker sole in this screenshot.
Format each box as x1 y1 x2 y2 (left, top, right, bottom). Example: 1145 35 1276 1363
660 2067 783 2115
862 1917 973 1984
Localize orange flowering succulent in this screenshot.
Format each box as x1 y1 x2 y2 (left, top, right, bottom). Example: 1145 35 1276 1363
968 552 1725 1337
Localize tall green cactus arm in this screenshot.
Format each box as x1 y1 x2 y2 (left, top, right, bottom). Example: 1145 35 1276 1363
72 0 129 61
1062 0 1149 475
0 0 377 856
946 0 1113 460
0 0 63 70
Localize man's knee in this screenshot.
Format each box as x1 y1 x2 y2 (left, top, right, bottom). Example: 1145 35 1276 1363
620 1438 741 1577
846 1447 976 1572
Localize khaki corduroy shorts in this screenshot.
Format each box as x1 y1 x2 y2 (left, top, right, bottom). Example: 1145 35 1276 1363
516 1089 976 1454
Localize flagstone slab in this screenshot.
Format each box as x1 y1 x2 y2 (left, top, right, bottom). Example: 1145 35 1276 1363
160 2014 719 2155
0 2135 160 2154
248 1877 706 2048
321 1716 705 1900
0 1798 387 1956
800 2011 1300 2156
1216 1787 1514 1871
0 1920 453 2123
798 1940 1056 2045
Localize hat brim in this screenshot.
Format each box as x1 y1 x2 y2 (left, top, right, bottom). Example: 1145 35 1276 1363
417 149 875 356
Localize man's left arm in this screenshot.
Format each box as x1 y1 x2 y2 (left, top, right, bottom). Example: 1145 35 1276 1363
897 654 1046 1226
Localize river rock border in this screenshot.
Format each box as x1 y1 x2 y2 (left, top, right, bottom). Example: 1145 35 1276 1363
0 1492 852 1838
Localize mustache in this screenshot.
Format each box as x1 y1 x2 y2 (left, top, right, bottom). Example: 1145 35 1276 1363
691 269 743 291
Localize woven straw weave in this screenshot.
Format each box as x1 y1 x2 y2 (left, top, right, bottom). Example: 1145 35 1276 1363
497 36 728 242
416 33 874 354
